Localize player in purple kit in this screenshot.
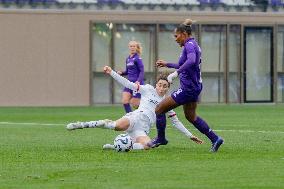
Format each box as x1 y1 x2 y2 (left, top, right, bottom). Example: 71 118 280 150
154 18 224 152
117 40 144 113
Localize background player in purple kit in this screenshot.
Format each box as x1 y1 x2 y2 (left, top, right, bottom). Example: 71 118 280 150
117 40 144 113
154 18 224 152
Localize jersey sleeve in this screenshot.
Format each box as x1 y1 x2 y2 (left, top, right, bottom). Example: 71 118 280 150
166 63 180 69
177 42 196 74
166 109 193 138
136 57 145 83
110 70 138 91
138 84 153 95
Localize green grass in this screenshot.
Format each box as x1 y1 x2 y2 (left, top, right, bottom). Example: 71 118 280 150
0 105 284 189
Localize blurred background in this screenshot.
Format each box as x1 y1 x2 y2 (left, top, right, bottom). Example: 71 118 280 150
0 0 283 106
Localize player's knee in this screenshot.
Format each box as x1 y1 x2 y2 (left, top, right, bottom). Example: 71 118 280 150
155 104 163 115
185 114 195 123
114 124 125 131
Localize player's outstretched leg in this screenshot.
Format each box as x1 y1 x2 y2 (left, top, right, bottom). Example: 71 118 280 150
66 119 113 130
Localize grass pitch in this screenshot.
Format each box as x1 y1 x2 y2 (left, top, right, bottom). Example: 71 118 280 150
0 105 284 189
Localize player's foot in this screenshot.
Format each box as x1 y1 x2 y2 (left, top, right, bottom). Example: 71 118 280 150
66 122 84 130
103 144 115 150
147 137 168 148
210 137 224 152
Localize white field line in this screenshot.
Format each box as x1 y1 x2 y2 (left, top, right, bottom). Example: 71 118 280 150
0 122 64 126
0 121 284 134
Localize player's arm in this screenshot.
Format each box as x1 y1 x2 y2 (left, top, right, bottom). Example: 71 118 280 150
104 66 145 93
156 59 180 69
167 110 203 144
177 43 196 74
136 58 144 84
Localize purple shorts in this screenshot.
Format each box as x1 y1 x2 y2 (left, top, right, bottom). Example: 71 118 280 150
123 87 141 98
171 88 201 105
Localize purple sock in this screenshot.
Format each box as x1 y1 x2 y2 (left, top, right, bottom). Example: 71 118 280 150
156 114 167 140
123 103 132 113
192 116 218 143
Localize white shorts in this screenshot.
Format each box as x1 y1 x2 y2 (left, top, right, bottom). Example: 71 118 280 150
122 111 151 141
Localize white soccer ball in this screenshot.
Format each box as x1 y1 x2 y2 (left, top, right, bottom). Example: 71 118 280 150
113 134 133 152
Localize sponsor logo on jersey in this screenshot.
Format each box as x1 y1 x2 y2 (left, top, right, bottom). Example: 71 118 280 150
149 99 159 105
127 61 135 66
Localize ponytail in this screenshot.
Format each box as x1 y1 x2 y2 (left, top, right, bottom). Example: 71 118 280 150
136 41 142 55
176 18 196 35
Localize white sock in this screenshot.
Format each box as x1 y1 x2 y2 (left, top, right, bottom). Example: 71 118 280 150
132 143 145 150
102 144 115 150
80 120 104 128
104 120 116 129
82 120 115 129
170 116 193 138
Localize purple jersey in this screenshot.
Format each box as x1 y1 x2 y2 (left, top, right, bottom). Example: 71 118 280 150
167 38 202 92
121 53 144 84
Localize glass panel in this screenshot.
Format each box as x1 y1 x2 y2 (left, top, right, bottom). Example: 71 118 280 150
229 25 241 103
113 24 156 103
229 74 239 102
201 75 224 103
92 74 111 104
158 24 198 73
113 73 156 103
92 23 112 72
114 24 156 72
201 25 226 102
245 27 272 102
277 26 284 103
277 26 284 72
277 75 284 103
114 81 123 104
158 24 179 73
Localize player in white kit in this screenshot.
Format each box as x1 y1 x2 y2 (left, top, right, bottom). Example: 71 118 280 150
66 66 203 150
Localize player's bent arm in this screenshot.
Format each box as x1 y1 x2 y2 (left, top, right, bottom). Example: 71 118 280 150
167 110 193 138
167 110 203 144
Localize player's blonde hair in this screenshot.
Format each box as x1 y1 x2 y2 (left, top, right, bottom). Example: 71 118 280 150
129 40 142 55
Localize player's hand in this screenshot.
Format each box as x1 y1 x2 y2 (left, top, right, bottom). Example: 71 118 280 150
117 71 123 75
167 71 178 83
103 66 112 74
156 60 167 67
190 136 203 144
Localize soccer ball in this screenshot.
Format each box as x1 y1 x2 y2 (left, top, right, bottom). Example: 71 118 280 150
113 134 133 152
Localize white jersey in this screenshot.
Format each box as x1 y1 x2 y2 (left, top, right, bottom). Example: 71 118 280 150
110 71 165 124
